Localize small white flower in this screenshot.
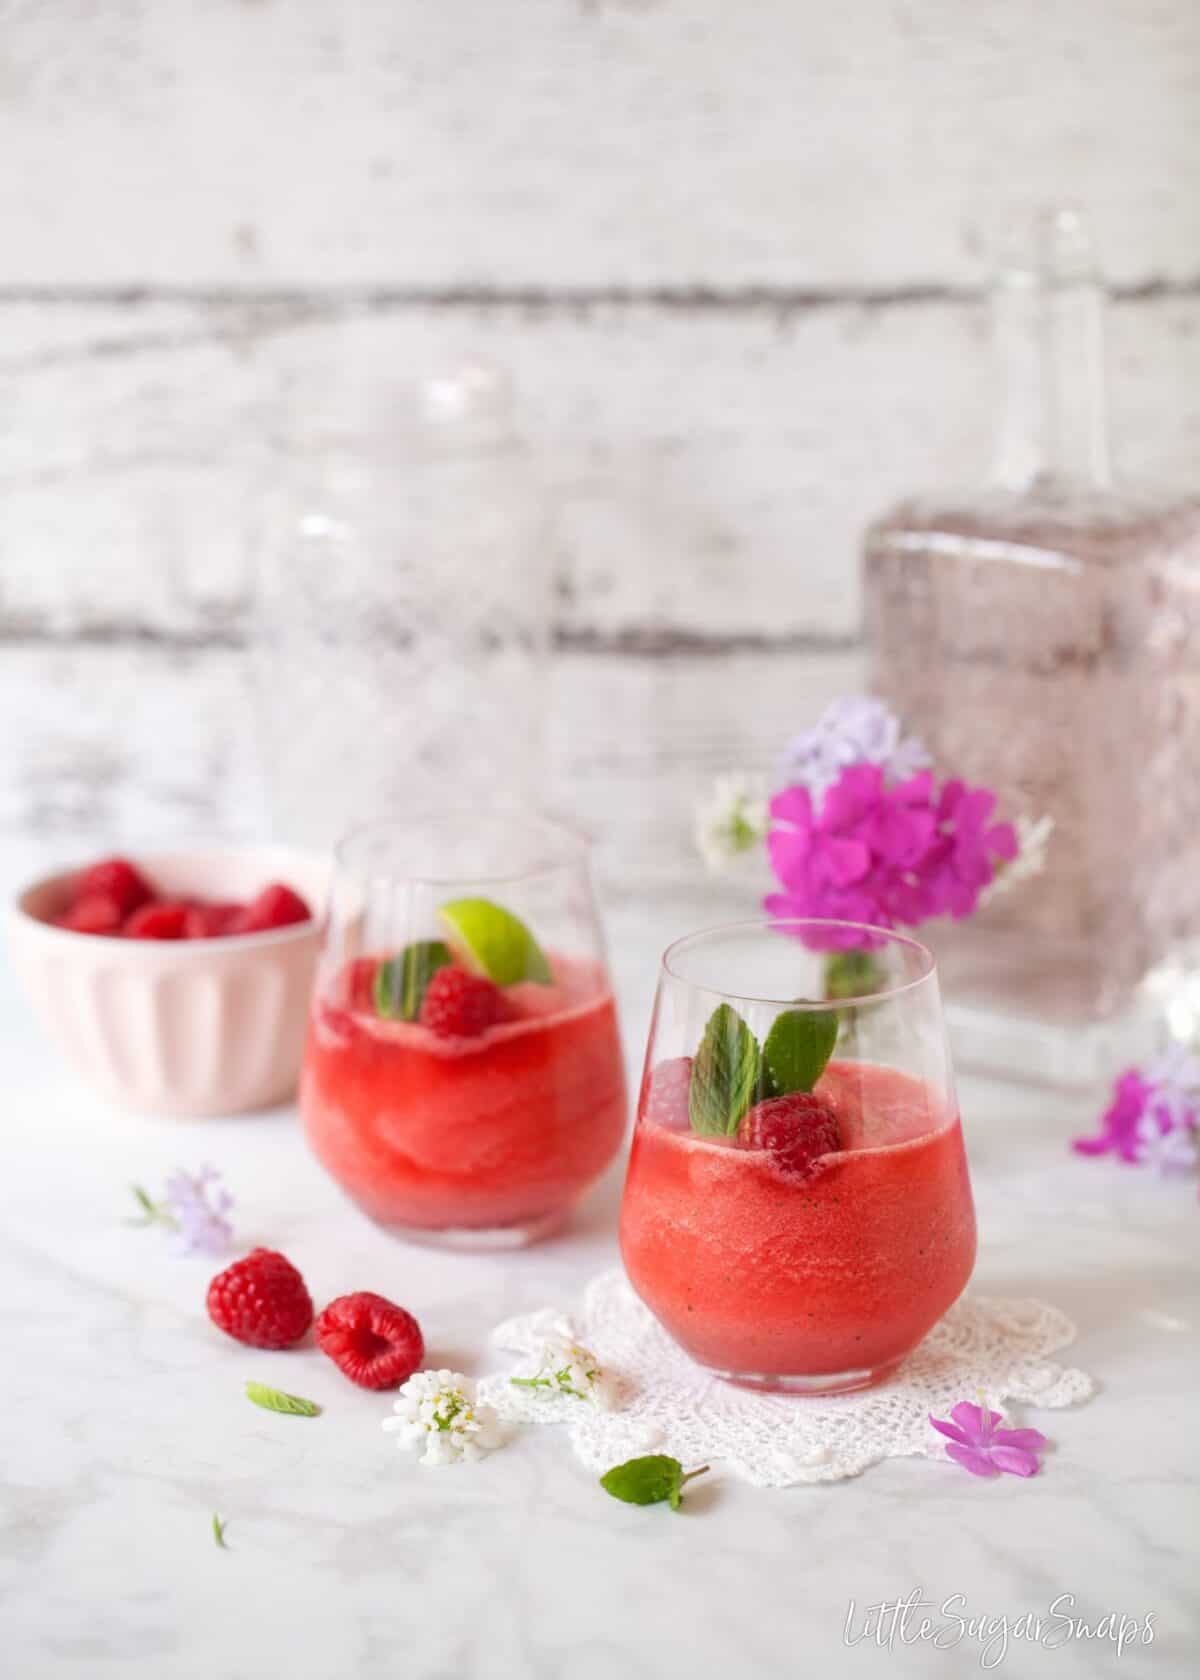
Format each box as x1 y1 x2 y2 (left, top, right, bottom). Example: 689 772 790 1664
694 772 768 874
382 1370 504 1466
510 1332 615 1408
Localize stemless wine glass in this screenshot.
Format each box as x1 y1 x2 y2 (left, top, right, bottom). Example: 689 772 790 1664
620 920 976 1393
301 813 627 1247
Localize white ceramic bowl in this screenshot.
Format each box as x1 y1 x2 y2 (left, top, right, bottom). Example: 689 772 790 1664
8 846 329 1117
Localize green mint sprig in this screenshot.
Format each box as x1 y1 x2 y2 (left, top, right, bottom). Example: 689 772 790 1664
761 1007 839 1097
600 1455 711 1511
245 1381 321 1418
689 1003 762 1135
212 1512 229 1550
687 1000 839 1135
374 941 453 1021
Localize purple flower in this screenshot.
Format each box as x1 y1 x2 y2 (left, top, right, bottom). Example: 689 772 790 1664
781 696 930 800
1073 1053 1200 1173
164 1166 235 1257
1132 1111 1199 1177
129 1166 235 1257
1143 1044 1200 1131
929 1401 1047 1479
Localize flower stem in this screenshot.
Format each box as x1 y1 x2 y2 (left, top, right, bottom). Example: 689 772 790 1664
822 950 885 1002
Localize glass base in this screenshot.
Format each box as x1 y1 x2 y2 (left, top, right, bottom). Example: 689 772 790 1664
931 925 1195 1091
944 994 1157 1091
706 1358 902 1397
372 1207 568 1251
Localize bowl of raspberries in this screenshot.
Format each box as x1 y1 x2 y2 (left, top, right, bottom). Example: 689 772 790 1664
9 847 328 1116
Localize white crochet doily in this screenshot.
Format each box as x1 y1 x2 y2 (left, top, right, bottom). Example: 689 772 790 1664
479 1269 1095 1487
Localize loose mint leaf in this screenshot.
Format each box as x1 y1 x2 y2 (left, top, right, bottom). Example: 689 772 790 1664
212 1512 229 1549
761 1007 839 1096
245 1381 321 1418
600 1455 710 1511
374 941 452 1021
688 1004 761 1136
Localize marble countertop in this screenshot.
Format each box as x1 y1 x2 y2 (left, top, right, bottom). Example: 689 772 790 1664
3 910 1197 1680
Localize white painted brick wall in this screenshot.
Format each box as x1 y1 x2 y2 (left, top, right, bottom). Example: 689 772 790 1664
1 0 1197 885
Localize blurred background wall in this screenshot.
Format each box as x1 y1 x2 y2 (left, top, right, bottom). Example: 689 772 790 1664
1 0 1198 904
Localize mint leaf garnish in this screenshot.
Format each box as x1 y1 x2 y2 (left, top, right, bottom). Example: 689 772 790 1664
600 1455 710 1511
761 1007 838 1096
245 1381 321 1418
212 1512 229 1549
689 1003 761 1136
374 941 452 1020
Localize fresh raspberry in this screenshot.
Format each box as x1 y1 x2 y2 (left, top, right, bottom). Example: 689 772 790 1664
55 893 124 935
183 901 243 939
418 966 503 1038
206 1249 314 1350
315 1291 425 1390
235 882 312 934
641 1056 693 1130
123 901 190 940
738 1092 840 1178
75 856 154 918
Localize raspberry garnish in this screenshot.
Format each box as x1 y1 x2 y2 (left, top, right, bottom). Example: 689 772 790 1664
123 901 190 940
75 856 153 918
737 1091 840 1178
55 893 124 935
641 1056 694 1130
206 1248 314 1350
315 1291 425 1390
418 966 504 1038
235 883 312 934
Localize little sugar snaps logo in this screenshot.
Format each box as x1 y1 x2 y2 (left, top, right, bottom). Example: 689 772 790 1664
843 1590 1156 1669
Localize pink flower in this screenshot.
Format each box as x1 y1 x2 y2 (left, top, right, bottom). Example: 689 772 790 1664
1073 1069 1153 1162
1073 1057 1200 1174
765 762 1015 940
929 1401 1047 1479
920 781 1019 919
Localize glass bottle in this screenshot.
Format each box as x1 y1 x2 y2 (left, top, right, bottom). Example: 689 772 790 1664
252 345 551 847
863 211 1200 1085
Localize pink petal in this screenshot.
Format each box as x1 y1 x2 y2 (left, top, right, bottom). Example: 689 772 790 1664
987 821 1019 862
890 769 935 807
937 779 965 821
949 1400 999 1441
821 764 883 830
944 1442 1000 1477
767 828 815 889
929 1413 972 1446
988 1445 1041 1477
1072 1134 1116 1155
993 1427 1048 1452
816 836 872 888
769 785 813 829
958 787 997 831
